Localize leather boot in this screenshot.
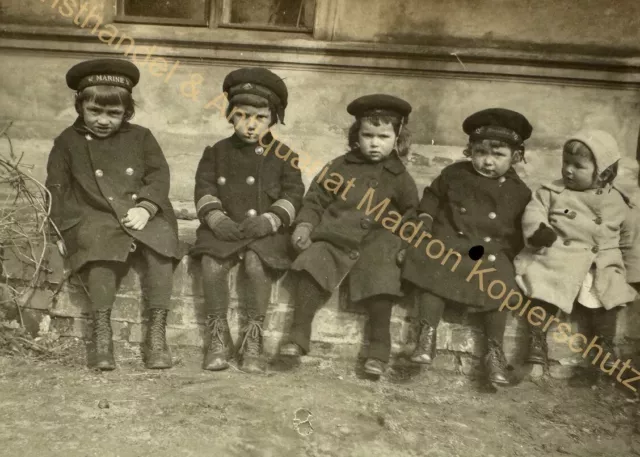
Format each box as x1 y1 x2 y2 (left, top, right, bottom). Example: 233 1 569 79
526 326 548 365
485 339 510 385
410 320 437 364
239 315 266 373
203 314 233 371
280 342 304 357
93 309 115 370
145 309 172 369
364 358 385 376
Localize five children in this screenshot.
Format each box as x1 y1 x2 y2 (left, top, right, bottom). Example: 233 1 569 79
46 58 640 386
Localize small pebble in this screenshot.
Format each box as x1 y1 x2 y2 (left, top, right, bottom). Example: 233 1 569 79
98 399 110 409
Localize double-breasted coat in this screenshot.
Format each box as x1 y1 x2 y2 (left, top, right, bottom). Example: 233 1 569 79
189 133 305 270
291 150 419 302
513 180 640 313
402 161 532 311
45 119 182 272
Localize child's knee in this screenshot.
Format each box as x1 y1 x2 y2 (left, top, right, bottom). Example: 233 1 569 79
201 255 232 280
244 251 267 278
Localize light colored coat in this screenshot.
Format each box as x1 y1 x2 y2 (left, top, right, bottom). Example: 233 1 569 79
514 180 640 313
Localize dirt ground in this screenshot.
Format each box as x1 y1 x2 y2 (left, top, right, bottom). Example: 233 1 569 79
1 342 640 457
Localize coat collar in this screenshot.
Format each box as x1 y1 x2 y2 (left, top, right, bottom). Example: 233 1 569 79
229 131 275 150
344 149 406 175
71 117 132 137
541 180 632 206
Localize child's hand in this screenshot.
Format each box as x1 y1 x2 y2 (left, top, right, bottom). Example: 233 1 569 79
56 239 67 257
292 223 313 252
396 248 406 266
240 215 273 238
122 207 151 231
211 218 244 241
527 222 558 248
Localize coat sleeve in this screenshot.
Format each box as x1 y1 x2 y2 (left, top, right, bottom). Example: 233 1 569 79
136 129 171 212
267 148 305 227
620 203 640 284
45 138 75 233
504 187 532 259
416 170 448 229
193 145 223 221
294 162 337 228
521 187 553 245
395 173 420 248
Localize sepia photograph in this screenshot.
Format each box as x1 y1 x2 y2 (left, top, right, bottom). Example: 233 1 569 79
1 0 640 455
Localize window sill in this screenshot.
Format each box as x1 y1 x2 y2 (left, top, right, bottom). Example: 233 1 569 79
2 23 640 87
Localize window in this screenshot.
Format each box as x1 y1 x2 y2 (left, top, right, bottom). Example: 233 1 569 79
116 0 317 32
115 0 210 25
220 0 316 31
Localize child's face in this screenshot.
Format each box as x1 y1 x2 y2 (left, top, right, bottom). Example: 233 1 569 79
562 152 596 190
470 140 516 178
230 105 272 143
358 120 397 162
81 101 125 138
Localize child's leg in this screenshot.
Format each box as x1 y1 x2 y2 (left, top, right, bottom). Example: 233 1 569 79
584 306 620 373
239 251 272 372
201 255 235 371
363 295 394 364
282 271 330 356
527 299 557 365
84 260 127 370
411 291 446 364
482 309 510 385
140 247 174 369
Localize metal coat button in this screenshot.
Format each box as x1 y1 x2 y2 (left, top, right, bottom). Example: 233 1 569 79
217 177 226 185
108 196 114 201
369 179 379 188
457 231 464 237
487 254 496 262
360 219 371 229
349 250 360 260
488 212 496 219
255 146 264 155
95 169 104 177
246 176 256 185
592 246 599 253
483 237 491 243
460 207 467 214
246 209 257 217
498 177 506 183
131 194 137 201
125 167 134 176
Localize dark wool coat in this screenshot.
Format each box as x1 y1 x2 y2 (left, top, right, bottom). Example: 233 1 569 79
45 119 181 272
189 134 305 270
402 161 532 312
291 150 419 302
514 181 640 313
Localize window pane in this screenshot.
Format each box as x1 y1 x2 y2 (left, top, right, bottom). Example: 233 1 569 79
123 0 207 21
228 0 315 29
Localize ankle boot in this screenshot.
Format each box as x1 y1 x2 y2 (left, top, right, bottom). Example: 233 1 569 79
203 314 233 371
145 309 172 369
485 339 510 385
527 326 548 365
410 320 437 364
239 315 266 373
93 309 115 370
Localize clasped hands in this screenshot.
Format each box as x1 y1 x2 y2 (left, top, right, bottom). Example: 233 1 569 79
208 212 275 241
